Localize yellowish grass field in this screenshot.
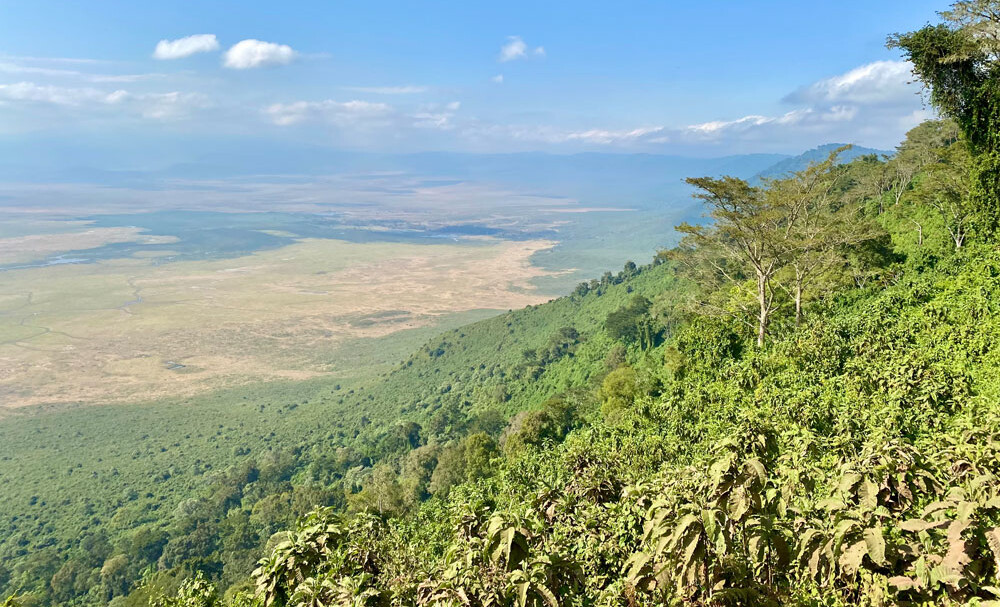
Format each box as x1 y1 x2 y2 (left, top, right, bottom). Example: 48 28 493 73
0 237 556 408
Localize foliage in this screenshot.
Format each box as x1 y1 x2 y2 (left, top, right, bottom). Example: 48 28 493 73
890 1 1000 231
151 96 1000 605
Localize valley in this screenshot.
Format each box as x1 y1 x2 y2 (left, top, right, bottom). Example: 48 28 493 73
0 229 556 409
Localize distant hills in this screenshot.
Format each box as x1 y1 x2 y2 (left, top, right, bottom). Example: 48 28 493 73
751 142 892 182
0 144 787 208
0 141 892 211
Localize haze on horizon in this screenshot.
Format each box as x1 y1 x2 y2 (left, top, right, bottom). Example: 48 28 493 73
1 0 944 174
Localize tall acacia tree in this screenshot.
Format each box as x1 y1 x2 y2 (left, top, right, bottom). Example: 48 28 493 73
771 148 877 326
889 1 1000 232
675 177 793 348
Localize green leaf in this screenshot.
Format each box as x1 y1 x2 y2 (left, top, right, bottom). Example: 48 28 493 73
744 458 766 484
730 487 750 520
859 478 879 511
839 473 862 495
863 527 886 567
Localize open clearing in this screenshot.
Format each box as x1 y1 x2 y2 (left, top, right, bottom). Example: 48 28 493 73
0 237 556 408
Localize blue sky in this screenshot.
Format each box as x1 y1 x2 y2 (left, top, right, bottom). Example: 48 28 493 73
0 0 946 164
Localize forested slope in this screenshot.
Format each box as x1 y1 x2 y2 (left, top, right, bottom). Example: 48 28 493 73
233 240 1000 607
117 0 1000 597
0 243 682 607
159 114 1000 604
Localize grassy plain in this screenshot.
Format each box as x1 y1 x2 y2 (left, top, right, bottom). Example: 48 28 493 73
0 235 557 409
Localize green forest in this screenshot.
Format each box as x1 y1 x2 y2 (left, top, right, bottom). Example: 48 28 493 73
7 1 1000 605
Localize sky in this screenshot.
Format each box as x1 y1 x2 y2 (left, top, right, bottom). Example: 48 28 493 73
0 0 948 167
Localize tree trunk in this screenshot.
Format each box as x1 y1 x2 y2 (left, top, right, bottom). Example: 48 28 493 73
910 219 923 246
757 273 768 348
794 282 803 327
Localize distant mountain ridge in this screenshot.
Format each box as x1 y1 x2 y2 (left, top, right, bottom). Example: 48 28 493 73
752 143 893 182
0 145 787 206
0 142 891 211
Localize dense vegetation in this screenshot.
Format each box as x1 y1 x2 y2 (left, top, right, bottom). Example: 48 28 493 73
6 1 1000 605
0 237 682 606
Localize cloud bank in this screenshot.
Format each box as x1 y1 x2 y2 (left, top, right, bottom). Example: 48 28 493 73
0 51 928 154
472 60 928 152
0 81 208 120
265 100 394 126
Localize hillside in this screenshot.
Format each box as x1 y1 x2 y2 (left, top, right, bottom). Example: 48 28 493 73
141 113 1000 606
91 99 1000 606
236 242 1000 607
0 249 683 606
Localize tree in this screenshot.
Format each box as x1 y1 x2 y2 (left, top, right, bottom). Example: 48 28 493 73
774 148 881 325
428 444 466 495
99 555 129 600
398 444 439 504
889 3 1000 231
599 366 640 419
675 176 793 347
849 154 894 214
915 139 976 248
348 465 405 517
605 295 658 349
882 120 959 212
150 573 219 607
463 433 498 482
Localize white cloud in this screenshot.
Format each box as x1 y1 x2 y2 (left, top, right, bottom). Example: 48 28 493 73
0 82 114 106
515 61 924 151
0 54 105 65
561 126 666 145
224 39 297 69
675 61 924 149
110 90 210 119
153 34 220 60
0 81 207 120
265 99 393 126
0 60 161 83
499 36 545 62
492 74 504 84
344 85 428 94
460 61 925 152
685 115 775 135
411 101 461 130
784 60 917 106
264 98 463 133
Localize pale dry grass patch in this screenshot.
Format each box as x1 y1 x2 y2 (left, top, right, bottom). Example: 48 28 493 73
0 237 556 408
